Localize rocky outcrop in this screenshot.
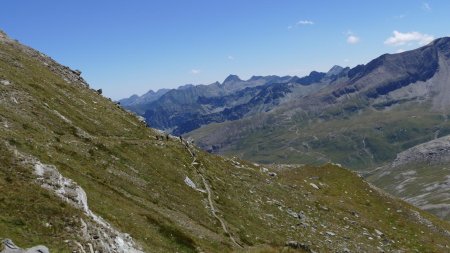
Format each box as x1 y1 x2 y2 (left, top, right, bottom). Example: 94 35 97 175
391 135 450 168
12 148 144 253
0 239 49 253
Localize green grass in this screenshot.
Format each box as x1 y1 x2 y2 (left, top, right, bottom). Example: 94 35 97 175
190 101 450 172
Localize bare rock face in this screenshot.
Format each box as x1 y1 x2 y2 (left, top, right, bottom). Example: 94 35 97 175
32 160 144 253
1 239 49 253
391 135 450 168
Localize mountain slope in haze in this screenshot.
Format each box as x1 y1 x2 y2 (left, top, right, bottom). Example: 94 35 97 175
120 71 334 135
368 134 450 220
119 88 170 109
188 37 450 170
2 30 450 252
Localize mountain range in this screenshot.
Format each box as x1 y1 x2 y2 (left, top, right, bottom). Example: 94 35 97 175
120 70 335 135
3 30 450 252
122 37 450 148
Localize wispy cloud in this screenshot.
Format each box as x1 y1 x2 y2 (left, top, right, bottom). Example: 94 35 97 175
288 20 314 30
190 69 201 75
345 31 360 44
227 55 235 60
422 2 431 11
384 30 434 46
297 20 314 25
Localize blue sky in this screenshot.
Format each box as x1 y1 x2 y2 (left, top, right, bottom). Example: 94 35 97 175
1 0 449 99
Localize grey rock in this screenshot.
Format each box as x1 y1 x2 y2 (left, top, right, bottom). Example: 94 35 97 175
0 80 11 86
342 247 351 253
1 239 49 253
73 69 82 76
310 183 320 190
298 212 307 220
285 241 311 251
326 231 336 236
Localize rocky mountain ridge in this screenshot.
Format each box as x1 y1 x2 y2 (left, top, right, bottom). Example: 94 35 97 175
121 69 343 135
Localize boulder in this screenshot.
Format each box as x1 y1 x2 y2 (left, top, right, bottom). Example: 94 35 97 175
0 80 11 86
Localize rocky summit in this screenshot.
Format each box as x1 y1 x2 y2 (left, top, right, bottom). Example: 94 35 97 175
2 30 450 252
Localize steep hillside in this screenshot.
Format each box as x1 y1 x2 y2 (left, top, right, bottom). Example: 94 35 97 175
2 30 450 252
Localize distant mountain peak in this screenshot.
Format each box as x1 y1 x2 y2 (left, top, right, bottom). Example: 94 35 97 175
178 84 194 90
249 75 263 81
223 74 242 84
326 65 344 77
118 88 170 107
290 71 326 85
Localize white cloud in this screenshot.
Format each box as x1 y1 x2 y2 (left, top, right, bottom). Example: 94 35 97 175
227 55 235 60
190 69 201 75
297 20 314 25
422 2 431 11
345 31 360 44
347 35 360 44
384 30 434 46
288 20 314 30
396 48 406 53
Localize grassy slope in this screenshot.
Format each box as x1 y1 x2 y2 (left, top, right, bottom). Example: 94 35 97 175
189 101 450 172
368 162 450 221
1 36 450 252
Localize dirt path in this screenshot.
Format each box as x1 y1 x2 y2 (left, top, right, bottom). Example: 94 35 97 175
200 175 242 248
184 141 243 248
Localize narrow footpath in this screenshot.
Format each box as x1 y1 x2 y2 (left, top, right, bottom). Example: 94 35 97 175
184 140 243 248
